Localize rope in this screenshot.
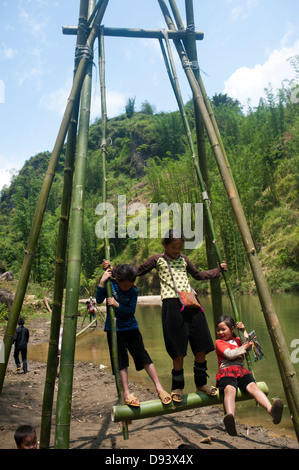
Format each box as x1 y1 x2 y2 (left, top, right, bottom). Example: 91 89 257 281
77 18 89 36
182 59 199 71
74 44 94 67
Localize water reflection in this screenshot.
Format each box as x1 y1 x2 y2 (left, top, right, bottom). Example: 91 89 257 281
28 292 299 439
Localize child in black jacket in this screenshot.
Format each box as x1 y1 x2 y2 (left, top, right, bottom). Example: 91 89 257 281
13 318 29 374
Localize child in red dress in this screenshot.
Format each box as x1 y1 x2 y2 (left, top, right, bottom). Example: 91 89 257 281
215 315 283 436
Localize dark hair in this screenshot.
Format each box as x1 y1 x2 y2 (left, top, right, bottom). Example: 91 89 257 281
18 318 25 326
14 425 36 446
113 264 136 283
216 315 236 336
163 229 184 245
176 443 200 449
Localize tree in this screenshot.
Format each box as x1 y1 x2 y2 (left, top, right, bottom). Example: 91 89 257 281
140 101 156 115
125 97 136 118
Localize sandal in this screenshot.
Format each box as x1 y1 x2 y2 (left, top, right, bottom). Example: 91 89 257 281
196 384 218 396
271 398 283 424
171 389 183 403
158 390 172 405
124 393 140 407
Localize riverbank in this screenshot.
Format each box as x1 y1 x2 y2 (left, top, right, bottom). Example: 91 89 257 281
0 309 298 450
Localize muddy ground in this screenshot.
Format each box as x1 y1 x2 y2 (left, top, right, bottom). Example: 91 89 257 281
0 312 298 453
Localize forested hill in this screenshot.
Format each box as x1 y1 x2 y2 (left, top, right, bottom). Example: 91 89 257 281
0 83 298 295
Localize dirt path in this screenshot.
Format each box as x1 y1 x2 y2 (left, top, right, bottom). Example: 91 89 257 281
0 316 298 451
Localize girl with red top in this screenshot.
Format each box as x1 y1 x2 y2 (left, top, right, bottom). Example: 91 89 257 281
215 315 283 436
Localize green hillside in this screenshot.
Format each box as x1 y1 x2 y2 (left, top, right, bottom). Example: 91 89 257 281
0 80 298 301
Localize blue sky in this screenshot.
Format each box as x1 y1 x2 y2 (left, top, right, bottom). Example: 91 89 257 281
0 0 298 192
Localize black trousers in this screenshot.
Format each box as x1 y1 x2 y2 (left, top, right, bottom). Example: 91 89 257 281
14 347 28 372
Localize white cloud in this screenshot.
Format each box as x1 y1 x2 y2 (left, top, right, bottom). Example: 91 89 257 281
0 155 22 192
104 90 127 118
223 38 299 107
18 4 49 43
40 75 126 121
226 0 258 21
0 169 13 192
39 76 72 116
0 42 17 60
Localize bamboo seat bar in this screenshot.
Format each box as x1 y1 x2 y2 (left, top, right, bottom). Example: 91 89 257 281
112 381 269 423
62 26 204 40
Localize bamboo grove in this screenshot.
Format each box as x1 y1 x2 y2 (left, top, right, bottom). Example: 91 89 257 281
0 0 298 447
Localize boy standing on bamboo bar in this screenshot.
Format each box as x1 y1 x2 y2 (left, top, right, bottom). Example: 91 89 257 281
96 263 172 407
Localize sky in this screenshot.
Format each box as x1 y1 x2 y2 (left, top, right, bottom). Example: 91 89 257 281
0 0 298 193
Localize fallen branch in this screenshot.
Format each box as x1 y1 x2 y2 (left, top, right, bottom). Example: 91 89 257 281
43 297 52 313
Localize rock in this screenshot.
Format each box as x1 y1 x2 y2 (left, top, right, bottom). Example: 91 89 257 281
0 289 14 308
0 271 14 281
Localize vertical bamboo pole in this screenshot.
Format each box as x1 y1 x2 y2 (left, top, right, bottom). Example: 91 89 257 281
159 28 252 371
0 0 109 396
98 26 128 440
157 0 299 440
168 0 223 331
54 0 109 449
54 0 94 448
182 0 223 330
39 0 90 449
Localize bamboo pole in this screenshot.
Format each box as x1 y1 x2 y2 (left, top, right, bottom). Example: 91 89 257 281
0 0 109 396
76 318 97 338
62 26 204 40
98 27 128 440
157 0 299 441
162 0 224 332
181 0 223 331
54 0 109 450
112 382 269 423
159 27 252 370
39 0 90 449
181 0 251 368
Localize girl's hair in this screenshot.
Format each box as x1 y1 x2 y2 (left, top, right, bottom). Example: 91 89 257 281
163 229 184 245
14 425 36 446
113 264 136 283
216 315 236 336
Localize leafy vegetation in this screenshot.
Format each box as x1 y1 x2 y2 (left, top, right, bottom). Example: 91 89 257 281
0 71 298 295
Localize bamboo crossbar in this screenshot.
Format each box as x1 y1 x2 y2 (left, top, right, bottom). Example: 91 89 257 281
62 26 204 40
112 382 269 423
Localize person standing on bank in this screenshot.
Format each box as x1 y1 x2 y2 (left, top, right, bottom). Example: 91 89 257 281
103 230 228 403
13 318 29 374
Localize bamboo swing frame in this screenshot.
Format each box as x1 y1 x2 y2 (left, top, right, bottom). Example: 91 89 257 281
0 0 298 448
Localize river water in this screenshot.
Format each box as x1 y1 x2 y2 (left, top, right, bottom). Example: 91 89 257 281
28 292 299 440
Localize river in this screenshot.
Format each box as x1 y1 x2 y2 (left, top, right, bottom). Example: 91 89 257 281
28 292 299 440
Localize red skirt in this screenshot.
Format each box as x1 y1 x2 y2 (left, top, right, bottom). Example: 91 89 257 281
216 365 252 384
